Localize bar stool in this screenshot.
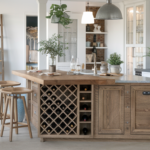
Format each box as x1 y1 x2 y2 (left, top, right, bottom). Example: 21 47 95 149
0 81 20 124
0 87 33 142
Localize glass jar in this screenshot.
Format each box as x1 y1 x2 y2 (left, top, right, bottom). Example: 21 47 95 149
49 56 56 72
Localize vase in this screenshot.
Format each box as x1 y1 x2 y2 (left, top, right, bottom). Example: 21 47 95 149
51 14 60 23
97 25 101 32
110 65 122 74
93 24 98 32
49 57 56 72
17 96 25 122
100 61 108 74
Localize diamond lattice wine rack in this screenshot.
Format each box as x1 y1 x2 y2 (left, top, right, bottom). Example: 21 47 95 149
40 85 78 136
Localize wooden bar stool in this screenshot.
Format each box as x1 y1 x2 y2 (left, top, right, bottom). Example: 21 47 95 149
0 87 33 142
0 81 20 124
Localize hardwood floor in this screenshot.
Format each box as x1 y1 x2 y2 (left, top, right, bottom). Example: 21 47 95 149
0 122 150 150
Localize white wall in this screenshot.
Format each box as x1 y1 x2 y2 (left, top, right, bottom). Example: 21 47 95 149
0 0 37 87
105 2 125 73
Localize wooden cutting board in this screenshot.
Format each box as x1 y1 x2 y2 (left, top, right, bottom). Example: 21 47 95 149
100 73 123 77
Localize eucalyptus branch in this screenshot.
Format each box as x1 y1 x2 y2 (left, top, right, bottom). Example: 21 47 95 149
38 34 68 58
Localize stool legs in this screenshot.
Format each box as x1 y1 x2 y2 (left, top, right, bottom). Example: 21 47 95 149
14 98 18 134
1 97 9 137
22 96 32 138
9 96 14 142
0 92 3 124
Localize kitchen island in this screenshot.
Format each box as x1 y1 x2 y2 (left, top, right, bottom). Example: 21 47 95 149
12 70 150 141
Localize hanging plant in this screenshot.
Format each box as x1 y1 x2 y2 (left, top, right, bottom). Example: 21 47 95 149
46 3 72 28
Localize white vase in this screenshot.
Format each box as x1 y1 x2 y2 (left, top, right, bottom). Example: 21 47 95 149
110 65 122 74
100 61 108 74
93 24 98 32
97 26 101 32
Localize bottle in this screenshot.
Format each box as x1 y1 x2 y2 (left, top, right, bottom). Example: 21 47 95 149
47 91 52 96
82 115 88 121
42 105 47 110
70 105 75 110
51 96 56 101
83 128 88 135
82 97 85 100
42 86 48 92
42 123 47 128
52 87 56 91
65 118 70 124
51 105 56 110
70 123 74 128
56 101 61 106
42 96 48 101
70 55 76 72
82 104 88 110
47 127 51 133
93 34 97 47
56 109 61 115
86 24 90 32
47 109 52 115
46 100 52 106
42 114 47 119
61 105 66 110
46 118 51 124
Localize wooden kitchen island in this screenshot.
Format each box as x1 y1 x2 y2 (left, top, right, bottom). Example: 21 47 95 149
12 70 150 141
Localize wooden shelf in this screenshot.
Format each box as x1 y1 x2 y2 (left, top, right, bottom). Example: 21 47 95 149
26 62 38 64
86 62 101 64
86 32 107 34
80 121 91 123
79 110 91 112
86 47 107 49
79 91 92 93
80 101 91 103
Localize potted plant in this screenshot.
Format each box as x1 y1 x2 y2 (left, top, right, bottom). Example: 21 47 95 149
38 34 68 72
46 4 72 28
107 53 124 74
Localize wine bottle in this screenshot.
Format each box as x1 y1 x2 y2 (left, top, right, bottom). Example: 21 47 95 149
47 109 52 115
42 123 47 128
70 123 74 128
46 100 52 106
61 105 65 110
82 97 85 100
93 34 97 47
42 105 47 110
47 128 51 133
56 101 61 106
51 96 56 101
42 86 48 92
82 115 88 121
56 109 61 115
47 91 52 96
47 119 51 124
65 118 70 124
82 104 88 110
52 87 56 91
52 105 56 110
42 114 47 119
42 96 48 101
83 128 88 135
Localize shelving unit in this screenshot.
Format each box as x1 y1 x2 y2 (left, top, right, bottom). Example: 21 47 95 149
85 6 107 70
78 85 93 137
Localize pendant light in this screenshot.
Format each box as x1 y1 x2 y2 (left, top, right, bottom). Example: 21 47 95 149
96 0 122 20
81 1 94 24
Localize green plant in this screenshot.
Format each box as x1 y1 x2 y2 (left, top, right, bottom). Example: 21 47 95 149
107 53 124 65
38 34 68 65
143 47 150 57
46 4 72 28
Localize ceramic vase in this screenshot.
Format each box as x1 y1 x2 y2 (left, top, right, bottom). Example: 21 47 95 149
110 65 122 74
97 26 101 32
100 61 108 74
93 24 98 32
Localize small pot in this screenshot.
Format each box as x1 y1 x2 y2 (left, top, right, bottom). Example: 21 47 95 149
49 65 56 72
110 65 122 74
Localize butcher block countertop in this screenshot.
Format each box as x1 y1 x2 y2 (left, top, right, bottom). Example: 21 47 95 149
12 70 116 85
12 70 150 85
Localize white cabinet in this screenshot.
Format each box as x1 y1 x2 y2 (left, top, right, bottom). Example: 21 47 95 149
125 1 150 75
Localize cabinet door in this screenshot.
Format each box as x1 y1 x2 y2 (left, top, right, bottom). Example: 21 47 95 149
131 86 150 134
99 86 124 135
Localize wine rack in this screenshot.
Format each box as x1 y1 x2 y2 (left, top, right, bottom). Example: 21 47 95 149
79 85 93 136
40 85 78 136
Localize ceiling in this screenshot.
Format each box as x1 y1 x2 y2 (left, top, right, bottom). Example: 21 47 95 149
49 0 125 3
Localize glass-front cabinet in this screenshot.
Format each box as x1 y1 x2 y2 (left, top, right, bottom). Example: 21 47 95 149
125 2 147 75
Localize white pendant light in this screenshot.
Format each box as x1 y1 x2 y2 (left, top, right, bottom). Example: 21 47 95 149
81 2 94 24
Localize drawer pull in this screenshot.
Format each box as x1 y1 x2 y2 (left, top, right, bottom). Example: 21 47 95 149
34 111 36 114
34 93 37 97
143 91 150 95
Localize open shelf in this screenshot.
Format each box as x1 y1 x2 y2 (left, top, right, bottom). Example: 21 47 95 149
86 47 107 49
86 32 107 34
86 62 101 64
